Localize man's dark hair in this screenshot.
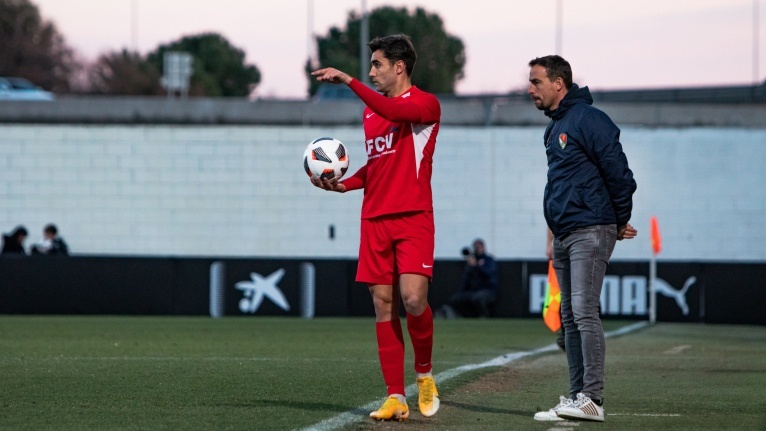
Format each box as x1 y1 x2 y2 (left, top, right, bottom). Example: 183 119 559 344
528 55 573 89
44 224 58 235
368 34 417 76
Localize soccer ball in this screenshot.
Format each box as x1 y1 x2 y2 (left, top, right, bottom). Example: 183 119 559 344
303 137 349 181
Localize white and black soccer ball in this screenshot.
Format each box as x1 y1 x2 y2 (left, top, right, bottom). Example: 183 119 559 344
303 137 349 181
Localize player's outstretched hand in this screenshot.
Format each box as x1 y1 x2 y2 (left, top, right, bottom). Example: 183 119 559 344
310 176 346 193
311 67 352 85
617 223 637 240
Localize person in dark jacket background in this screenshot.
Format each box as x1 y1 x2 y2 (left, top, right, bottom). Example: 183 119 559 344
439 238 498 318
528 55 637 423
30 223 69 256
1 225 29 255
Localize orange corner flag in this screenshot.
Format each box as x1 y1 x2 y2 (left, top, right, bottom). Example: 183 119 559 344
542 260 561 332
650 216 662 255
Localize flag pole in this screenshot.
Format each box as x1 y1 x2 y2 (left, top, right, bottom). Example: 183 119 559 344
649 252 656 324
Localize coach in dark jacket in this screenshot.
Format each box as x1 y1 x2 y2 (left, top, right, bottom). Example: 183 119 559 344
541 83 636 237
528 55 636 423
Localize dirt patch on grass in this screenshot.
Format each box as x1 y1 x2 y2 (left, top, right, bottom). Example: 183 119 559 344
459 353 567 395
349 352 570 430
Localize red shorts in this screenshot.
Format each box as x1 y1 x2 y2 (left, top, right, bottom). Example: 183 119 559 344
356 211 435 285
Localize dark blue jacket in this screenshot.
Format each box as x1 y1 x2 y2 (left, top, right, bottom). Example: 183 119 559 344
460 253 498 293
543 85 637 238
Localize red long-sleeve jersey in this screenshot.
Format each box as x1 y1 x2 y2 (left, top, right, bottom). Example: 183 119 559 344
341 79 441 219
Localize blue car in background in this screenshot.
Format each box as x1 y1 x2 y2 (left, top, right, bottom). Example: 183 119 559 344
0 77 55 101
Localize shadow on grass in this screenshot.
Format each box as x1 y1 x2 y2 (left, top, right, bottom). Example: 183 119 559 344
215 398 366 415
442 400 530 418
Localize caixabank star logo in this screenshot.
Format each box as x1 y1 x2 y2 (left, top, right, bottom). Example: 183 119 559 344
235 269 291 314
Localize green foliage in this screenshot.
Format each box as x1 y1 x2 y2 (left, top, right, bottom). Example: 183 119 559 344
147 33 261 97
0 0 76 93
89 49 162 96
307 6 465 97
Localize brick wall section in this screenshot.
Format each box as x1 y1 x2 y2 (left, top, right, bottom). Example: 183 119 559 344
1 124 763 261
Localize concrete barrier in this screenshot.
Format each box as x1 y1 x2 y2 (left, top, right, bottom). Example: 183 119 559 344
1 96 764 127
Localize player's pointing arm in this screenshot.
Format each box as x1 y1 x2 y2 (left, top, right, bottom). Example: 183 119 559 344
311 68 352 85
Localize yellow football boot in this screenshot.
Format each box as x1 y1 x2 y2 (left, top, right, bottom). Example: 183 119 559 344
369 395 410 421
416 375 440 417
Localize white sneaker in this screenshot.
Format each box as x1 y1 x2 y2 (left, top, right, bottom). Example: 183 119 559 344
533 396 572 421
557 393 605 422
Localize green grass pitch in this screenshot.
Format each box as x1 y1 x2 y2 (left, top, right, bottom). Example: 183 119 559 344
0 316 763 430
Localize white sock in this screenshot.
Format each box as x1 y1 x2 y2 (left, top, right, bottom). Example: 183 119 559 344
390 393 406 404
416 371 433 379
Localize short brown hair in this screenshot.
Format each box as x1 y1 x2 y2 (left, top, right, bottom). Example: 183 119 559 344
368 34 417 76
528 55 573 89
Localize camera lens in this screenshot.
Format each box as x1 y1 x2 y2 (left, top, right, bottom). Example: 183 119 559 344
461 247 470 256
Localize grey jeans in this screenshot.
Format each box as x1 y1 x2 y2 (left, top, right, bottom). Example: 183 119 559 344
553 224 617 403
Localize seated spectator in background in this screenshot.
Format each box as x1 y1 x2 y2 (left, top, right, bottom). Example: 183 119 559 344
1 225 29 255
30 224 69 256
439 239 498 318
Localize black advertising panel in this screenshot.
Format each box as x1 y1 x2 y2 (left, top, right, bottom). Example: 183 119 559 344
0 256 763 325
523 260 707 323
0 256 176 314
208 258 356 317
698 263 765 325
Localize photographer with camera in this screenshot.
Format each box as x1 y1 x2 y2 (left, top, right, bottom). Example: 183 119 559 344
439 239 498 318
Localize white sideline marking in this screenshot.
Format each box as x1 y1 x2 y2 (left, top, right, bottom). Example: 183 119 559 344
663 344 691 355
547 421 580 431
547 411 682 431
300 321 649 431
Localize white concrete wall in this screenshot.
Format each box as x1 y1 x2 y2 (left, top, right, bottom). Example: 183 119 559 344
1 124 764 261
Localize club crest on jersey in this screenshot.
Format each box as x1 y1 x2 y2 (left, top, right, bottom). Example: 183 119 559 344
558 133 568 149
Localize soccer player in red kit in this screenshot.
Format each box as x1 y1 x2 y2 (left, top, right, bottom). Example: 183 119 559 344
311 33 440 421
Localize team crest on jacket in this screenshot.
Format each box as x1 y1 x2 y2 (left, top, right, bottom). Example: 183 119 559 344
558 133 567 149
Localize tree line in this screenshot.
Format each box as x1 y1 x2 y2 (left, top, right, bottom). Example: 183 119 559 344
0 0 465 98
